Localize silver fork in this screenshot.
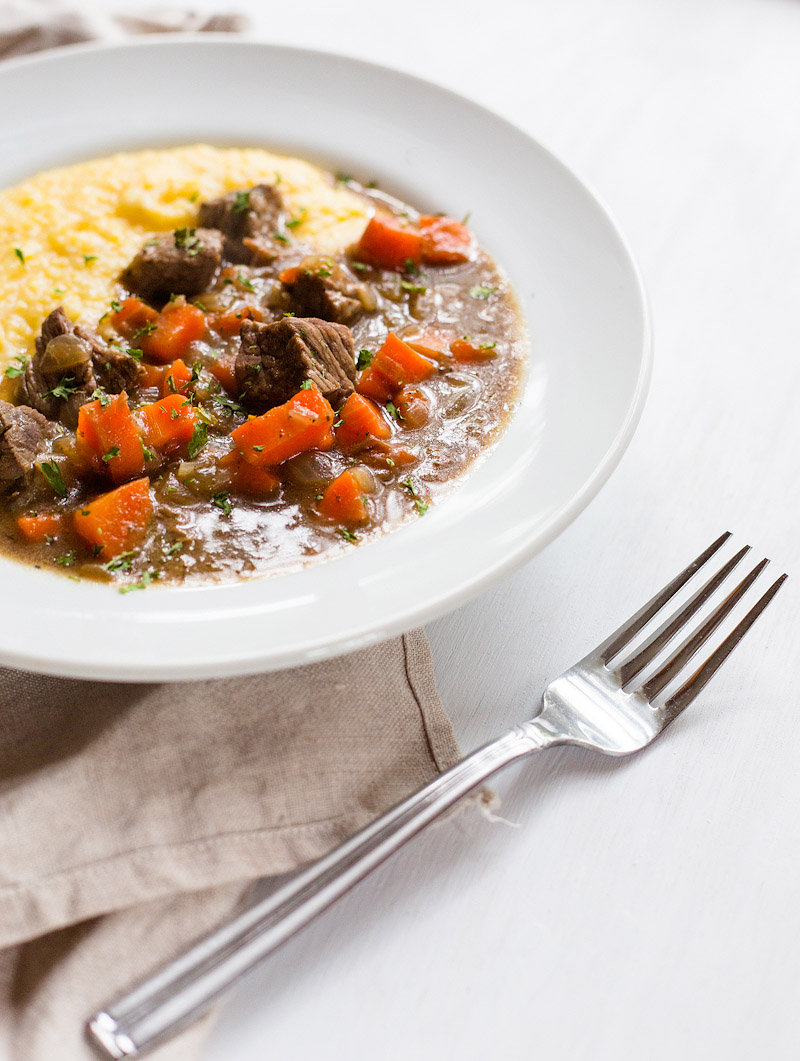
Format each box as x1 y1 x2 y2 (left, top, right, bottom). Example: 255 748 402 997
88 532 786 1059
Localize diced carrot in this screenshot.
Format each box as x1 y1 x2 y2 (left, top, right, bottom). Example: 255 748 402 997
393 386 430 428
368 440 418 466
335 393 392 452
139 363 167 390
138 393 199 451
278 266 301 284
211 305 263 336
110 297 158 338
77 392 145 483
73 478 153 560
450 337 499 362
354 213 425 270
419 215 474 264
16 512 65 543
160 359 193 398
356 364 395 404
318 469 368 523
140 302 206 363
406 328 454 361
231 384 334 467
374 333 436 388
208 354 238 394
230 459 280 498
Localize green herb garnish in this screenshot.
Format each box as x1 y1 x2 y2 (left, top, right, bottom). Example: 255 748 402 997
13 247 25 266
187 422 208 459
212 492 232 516
300 380 313 390
44 376 79 401
83 254 98 265
356 349 374 370
39 461 66 497
386 401 399 420
101 444 121 464
339 528 358 543
469 285 497 299
236 273 255 292
3 355 27 380
105 550 136 572
174 227 201 256
55 551 75 566
119 570 158 594
233 190 250 213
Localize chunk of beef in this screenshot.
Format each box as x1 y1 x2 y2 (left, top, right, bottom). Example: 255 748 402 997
122 228 223 303
198 184 286 265
236 317 356 410
281 255 365 325
0 400 54 490
17 308 142 427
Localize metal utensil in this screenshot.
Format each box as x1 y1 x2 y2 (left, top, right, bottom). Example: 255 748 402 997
88 532 785 1059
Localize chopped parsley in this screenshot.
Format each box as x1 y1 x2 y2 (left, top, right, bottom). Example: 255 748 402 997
233 190 251 213
335 171 354 184
300 379 313 390
237 272 255 292
469 284 497 299
188 191 199 203
44 376 79 401
119 570 158 594
13 247 25 266
286 209 307 230
166 541 184 556
141 444 155 462
212 392 247 416
356 349 374 370
386 401 399 420
174 227 201 256
252 444 264 452
400 279 427 294
462 210 472 224
339 528 358 543
39 461 67 498
55 551 75 567
133 321 157 339
83 254 98 265
101 444 121 464
401 478 428 515
105 550 136 573
187 422 208 459
351 261 369 272
53 287 66 296
110 300 123 313
170 407 179 420
4 355 27 379
273 231 290 244
212 492 232 516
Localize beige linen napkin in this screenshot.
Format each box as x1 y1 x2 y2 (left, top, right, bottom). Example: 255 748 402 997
0 8 462 1060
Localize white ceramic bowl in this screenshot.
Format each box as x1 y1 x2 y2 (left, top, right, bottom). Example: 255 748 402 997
0 38 651 681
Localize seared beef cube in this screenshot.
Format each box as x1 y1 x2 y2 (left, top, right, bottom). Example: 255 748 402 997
198 184 286 265
0 400 54 489
236 317 356 409
123 227 222 302
282 256 364 325
17 308 142 427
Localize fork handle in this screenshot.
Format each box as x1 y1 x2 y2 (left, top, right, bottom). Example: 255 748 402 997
87 723 553 1058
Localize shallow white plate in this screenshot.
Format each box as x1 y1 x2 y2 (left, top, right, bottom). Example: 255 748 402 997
0 37 651 681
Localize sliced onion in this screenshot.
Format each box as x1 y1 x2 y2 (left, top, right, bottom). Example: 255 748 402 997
349 464 378 494
40 333 91 373
284 450 340 486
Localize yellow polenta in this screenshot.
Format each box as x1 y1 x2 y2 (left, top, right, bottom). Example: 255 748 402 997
0 144 371 395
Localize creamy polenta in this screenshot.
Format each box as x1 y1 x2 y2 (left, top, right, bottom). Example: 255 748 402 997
0 144 370 394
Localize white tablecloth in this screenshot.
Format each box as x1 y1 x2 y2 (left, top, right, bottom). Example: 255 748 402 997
100 1 799 1057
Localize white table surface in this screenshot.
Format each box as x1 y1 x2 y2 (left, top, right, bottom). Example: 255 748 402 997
104 0 799 1057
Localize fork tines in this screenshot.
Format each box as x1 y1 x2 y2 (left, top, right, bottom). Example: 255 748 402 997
599 531 786 719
